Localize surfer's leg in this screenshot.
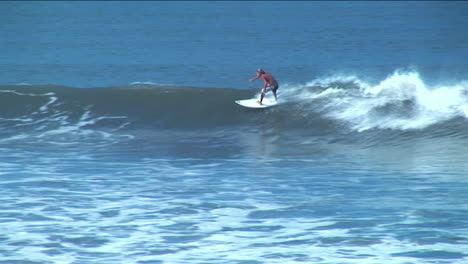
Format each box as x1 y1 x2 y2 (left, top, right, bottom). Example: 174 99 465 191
271 86 278 101
257 87 268 105
257 90 265 105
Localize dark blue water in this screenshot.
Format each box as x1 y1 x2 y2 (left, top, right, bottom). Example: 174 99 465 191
2 1 467 88
1 2 468 264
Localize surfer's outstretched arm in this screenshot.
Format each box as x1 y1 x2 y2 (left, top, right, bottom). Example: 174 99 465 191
249 74 261 83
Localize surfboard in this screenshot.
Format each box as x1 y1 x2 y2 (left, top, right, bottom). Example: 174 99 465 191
235 98 278 109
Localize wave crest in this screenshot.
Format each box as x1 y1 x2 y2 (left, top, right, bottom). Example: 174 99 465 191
283 71 468 132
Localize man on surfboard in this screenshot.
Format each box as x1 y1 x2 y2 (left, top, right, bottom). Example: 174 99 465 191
249 68 279 105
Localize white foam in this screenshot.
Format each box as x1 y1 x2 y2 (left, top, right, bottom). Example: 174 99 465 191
39 94 59 112
305 74 364 88
2 158 468 264
130 81 168 86
292 71 468 131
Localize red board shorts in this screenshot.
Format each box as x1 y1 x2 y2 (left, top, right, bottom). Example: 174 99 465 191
263 84 279 93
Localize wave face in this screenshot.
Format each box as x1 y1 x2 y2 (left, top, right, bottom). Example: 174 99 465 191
1 71 468 147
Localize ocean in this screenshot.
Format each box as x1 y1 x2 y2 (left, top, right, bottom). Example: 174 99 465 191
1 1 468 264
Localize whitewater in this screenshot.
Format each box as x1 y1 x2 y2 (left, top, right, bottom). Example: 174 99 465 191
290 71 468 132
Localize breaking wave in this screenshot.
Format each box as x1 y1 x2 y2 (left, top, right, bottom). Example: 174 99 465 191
1 70 468 147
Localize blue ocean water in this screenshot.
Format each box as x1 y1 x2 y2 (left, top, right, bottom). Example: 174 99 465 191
1 1 468 264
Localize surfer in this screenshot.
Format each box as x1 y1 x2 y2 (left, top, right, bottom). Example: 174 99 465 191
249 68 279 105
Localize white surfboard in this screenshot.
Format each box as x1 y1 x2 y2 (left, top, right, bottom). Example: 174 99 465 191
235 98 278 109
